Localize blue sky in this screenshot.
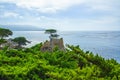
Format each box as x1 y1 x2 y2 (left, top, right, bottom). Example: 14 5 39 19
0 0 120 31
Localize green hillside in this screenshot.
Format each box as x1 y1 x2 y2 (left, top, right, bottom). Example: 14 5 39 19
0 43 120 80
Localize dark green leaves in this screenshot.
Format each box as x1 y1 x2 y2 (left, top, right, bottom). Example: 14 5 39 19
12 37 30 48
0 27 13 39
45 29 57 34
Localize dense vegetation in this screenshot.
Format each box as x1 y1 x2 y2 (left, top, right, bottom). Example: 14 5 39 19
12 37 30 48
0 27 12 39
0 43 120 80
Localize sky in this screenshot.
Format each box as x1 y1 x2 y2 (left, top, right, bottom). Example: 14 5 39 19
0 0 120 31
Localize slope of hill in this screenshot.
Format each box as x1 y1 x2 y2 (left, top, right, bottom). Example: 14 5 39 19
0 44 120 80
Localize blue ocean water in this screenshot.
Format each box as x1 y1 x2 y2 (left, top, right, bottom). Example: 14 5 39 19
11 31 120 63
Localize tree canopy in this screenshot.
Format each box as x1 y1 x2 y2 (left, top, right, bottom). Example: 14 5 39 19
45 29 57 34
45 29 60 39
12 37 30 48
0 27 13 39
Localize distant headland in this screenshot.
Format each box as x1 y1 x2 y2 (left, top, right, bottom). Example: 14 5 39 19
0 25 45 31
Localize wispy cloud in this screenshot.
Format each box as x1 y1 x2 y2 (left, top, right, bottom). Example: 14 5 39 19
1 0 118 13
0 0 120 31
0 12 23 18
0 0 84 13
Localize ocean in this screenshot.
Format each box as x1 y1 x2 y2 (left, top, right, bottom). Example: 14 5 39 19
10 31 120 63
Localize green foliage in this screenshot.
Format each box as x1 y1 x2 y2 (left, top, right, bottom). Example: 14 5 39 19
45 29 57 34
12 37 30 48
0 27 13 39
31 43 43 51
0 44 120 80
0 38 6 44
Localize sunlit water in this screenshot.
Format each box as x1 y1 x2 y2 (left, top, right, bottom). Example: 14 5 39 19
10 31 120 63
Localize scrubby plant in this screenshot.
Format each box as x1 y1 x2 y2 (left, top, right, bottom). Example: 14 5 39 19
0 44 120 80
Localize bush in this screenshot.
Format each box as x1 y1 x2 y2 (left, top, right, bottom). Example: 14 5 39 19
0 44 120 80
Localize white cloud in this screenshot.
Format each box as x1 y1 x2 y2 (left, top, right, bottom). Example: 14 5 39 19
0 0 84 13
0 12 23 18
2 12 19 17
83 0 111 10
91 16 119 24
0 0 119 31
0 0 119 13
1 14 119 31
43 16 120 31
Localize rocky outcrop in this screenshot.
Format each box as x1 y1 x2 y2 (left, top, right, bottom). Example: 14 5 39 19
41 38 65 52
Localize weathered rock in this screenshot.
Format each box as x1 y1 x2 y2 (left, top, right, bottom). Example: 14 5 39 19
41 38 65 52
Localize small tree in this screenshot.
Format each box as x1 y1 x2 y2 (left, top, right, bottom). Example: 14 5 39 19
45 29 57 36
12 37 30 48
45 29 60 49
0 27 12 48
0 27 13 39
45 29 59 39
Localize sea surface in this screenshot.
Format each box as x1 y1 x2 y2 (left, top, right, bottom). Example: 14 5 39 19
10 31 120 63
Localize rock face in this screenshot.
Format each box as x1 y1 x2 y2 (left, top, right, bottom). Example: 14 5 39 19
41 38 65 52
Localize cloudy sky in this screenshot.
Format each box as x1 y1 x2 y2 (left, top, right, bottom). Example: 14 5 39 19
0 0 120 31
